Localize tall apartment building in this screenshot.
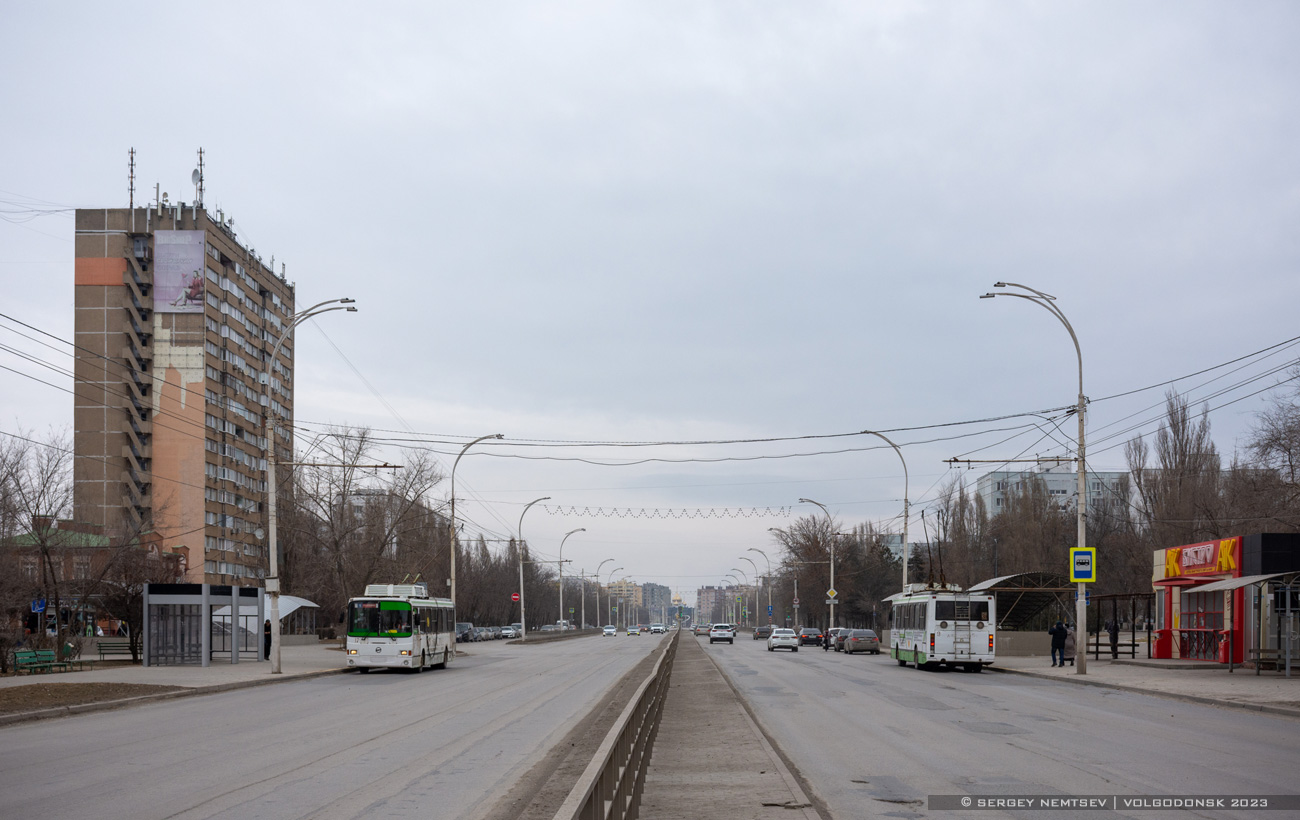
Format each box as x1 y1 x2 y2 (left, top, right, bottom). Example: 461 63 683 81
975 463 1129 517
74 203 295 584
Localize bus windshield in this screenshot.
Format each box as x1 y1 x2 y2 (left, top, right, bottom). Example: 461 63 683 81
348 600 413 637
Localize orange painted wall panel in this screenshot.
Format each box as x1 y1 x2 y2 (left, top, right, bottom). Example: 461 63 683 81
75 257 128 286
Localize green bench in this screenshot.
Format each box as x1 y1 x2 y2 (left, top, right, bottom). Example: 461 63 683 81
97 640 133 661
15 649 70 675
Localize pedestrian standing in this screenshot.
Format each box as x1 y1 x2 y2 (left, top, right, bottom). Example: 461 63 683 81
1064 624 1076 667
1048 620 1067 667
1107 619 1120 659
824 628 832 652
264 619 272 660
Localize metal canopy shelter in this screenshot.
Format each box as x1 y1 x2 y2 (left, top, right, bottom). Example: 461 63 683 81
968 572 1075 631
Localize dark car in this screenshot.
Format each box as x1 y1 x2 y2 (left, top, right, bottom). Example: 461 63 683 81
843 629 881 655
455 622 474 642
798 627 823 646
753 625 773 640
830 628 849 651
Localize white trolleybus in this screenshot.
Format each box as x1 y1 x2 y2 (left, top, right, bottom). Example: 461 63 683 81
888 584 996 672
346 583 456 673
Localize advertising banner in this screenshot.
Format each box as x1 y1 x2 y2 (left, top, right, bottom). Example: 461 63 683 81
154 230 206 313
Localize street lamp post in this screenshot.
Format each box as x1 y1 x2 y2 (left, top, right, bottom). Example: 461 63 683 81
860 431 910 591
595 558 614 626
449 433 503 610
263 298 356 674
748 548 773 624
799 498 836 631
982 282 1088 675
517 496 550 642
731 568 750 627
739 556 760 625
604 566 623 627
558 528 585 629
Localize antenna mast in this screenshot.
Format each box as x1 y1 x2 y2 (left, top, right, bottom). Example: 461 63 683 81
195 147 205 207
128 148 135 208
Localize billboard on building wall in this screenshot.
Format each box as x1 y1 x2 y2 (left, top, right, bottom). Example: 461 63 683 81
154 230 206 313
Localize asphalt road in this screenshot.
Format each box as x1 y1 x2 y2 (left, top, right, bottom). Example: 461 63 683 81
0 635 659 820
703 635 1300 819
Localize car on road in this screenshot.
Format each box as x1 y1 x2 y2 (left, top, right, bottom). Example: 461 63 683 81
753 625 773 640
767 628 799 652
499 625 519 639
603 625 617 636
539 624 558 633
650 623 665 634
626 625 639 636
709 623 736 644
828 627 847 651
694 623 711 636
798 628 823 646
842 629 881 654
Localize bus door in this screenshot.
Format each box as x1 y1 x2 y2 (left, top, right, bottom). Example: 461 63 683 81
952 595 973 659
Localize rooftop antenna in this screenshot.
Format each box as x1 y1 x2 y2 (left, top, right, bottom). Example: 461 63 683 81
128 148 135 209
194 147 205 206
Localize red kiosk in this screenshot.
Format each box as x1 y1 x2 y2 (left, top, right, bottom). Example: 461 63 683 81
1152 536 1243 663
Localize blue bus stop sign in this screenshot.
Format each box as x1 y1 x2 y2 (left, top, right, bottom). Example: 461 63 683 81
31 598 46 614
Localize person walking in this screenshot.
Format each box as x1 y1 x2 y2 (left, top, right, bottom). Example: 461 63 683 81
1048 620 1067 667
263 619 272 660
1064 624 1077 667
824 628 832 652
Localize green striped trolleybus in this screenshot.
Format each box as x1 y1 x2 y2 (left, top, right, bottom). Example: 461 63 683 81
887 584 996 672
346 583 456 673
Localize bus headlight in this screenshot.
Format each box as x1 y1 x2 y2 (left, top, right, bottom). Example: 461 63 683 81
347 649 357 655
399 650 411 656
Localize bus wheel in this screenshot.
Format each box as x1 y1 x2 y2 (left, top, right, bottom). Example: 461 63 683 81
968 663 983 673
896 649 906 666
359 667 370 674
418 652 426 672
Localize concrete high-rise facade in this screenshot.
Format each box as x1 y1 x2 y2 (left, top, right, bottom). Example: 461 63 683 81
74 203 295 584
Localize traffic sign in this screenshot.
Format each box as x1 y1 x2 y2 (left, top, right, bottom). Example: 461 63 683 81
792 597 800 605
31 598 45 614
826 588 838 599
1070 547 1097 583
511 592 521 602
767 605 773 616
825 599 836 605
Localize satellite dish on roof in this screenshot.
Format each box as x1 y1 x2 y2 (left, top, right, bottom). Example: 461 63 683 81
192 169 200 185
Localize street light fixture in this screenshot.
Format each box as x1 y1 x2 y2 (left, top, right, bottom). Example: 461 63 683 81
731 568 751 627
516 496 551 642
739 556 760 626
604 566 623 627
558 528 585 629
264 297 356 674
449 433 503 609
859 431 910 590
748 548 773 624
982 281 1088 675
596 558 614 627
799 498 837 630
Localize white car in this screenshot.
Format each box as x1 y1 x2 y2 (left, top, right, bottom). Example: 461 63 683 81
602 625 617 636
709 623 736 644
767 628 799 652
499 626 519 638
649 623 665 634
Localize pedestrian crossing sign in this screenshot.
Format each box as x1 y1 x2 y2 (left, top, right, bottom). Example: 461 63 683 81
1070 547 1096 583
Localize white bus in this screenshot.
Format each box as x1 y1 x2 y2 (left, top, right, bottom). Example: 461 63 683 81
346 583 456 673
888 584 996 672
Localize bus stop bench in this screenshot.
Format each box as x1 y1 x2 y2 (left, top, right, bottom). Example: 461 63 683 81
15 649 70 675
1247 648 1287 672
97 640 133 661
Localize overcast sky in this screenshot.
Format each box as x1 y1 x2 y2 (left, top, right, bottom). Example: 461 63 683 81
3 2 1298 605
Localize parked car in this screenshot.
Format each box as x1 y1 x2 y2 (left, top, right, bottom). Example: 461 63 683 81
798 627 823 646
488 626 503 640
843 629 881 654
767 628 799 652
603 625 617 636
709 623 736 644
753 625 773 640
456 622 474 642
827 627 846 651
499 625 519 639
539 624 558 633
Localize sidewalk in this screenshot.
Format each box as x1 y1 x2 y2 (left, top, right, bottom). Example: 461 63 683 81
640 633 821 819
991 653 1300 718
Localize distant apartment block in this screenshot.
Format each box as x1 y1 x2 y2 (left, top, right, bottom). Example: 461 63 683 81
975 463 1128 517
74 203 295 584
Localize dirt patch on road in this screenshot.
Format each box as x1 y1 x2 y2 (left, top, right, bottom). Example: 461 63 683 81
0 682 185 715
